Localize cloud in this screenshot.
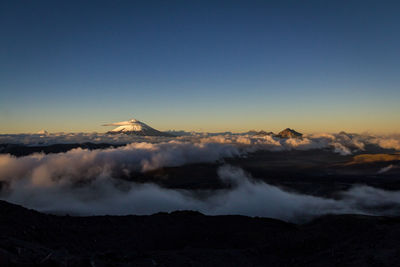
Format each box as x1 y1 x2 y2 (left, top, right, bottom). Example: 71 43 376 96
1 132 400 222
2 132 376 188
2 132 399 156
0 133 173 146
0 141 241 185
2 159 400 222
371 136 400 150
377 164 399 174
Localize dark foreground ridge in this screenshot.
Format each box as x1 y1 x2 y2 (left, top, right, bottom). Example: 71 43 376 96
0 201 399 266
0 143 125 157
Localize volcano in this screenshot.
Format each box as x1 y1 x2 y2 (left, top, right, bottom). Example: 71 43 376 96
276 128 303 138
103 118 174 137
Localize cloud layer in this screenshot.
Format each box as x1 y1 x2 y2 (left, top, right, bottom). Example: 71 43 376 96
1 159 400 222
1 132 399 222
0 141 241 185
1 132 400 155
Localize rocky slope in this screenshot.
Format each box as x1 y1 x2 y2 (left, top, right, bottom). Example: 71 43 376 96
0 200 399 266
276 128 303 138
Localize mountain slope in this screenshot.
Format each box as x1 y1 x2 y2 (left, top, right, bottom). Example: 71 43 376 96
1 200 400 266
276 128 303 138
103 119 174 137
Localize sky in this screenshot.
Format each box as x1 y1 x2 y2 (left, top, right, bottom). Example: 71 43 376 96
1 0 399 134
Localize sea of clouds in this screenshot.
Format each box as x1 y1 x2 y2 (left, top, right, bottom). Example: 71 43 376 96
0 132 400 222
1 163 399 223
1 131 400 155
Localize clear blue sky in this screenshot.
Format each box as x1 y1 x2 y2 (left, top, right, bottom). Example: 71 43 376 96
1 0 399 133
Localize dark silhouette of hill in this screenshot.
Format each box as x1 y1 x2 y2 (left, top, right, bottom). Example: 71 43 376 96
0 200 400 266
276 128 303 138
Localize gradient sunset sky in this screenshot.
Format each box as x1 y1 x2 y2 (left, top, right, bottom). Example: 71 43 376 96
1 0 399 134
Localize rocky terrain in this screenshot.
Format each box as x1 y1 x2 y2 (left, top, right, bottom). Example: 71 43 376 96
275 128 303 138
0 200 400 266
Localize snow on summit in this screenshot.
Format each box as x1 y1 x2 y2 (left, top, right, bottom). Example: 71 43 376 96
103 119 147 132
103 118 174 137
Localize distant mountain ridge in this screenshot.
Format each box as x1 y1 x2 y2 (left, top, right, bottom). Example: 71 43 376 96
101 119 302 138
247 128 302 138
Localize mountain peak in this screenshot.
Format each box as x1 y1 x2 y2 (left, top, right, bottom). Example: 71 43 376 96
103 118 174 137
276 128 303 138
36 130 49 135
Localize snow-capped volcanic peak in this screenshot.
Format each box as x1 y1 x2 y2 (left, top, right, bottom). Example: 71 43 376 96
36 130 49 135
102 118 174 137
103 118 151 132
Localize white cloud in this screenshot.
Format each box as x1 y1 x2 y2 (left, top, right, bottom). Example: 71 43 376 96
2 132 399 155
1 161 400 222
